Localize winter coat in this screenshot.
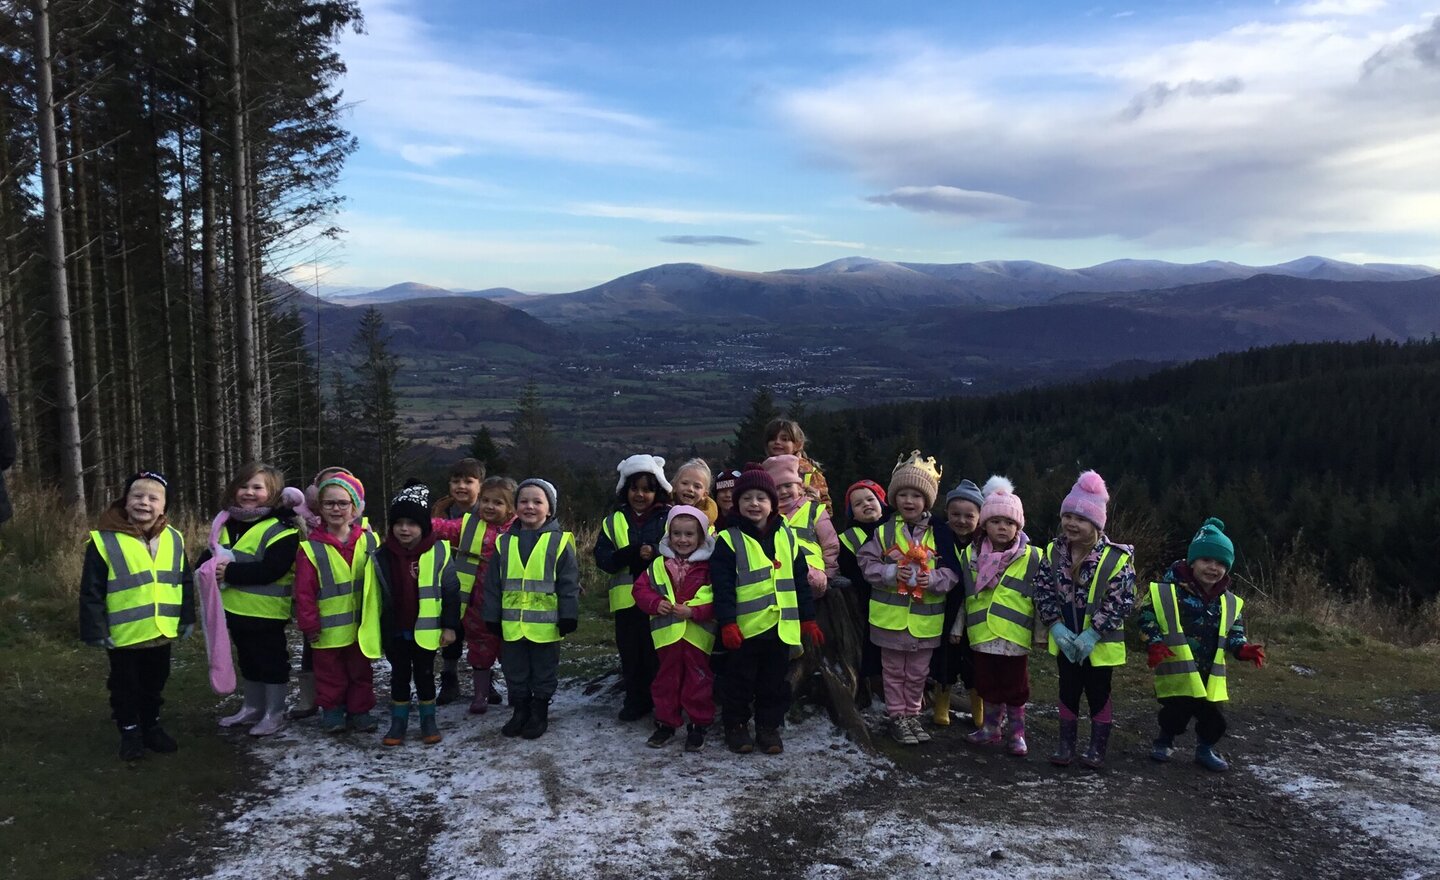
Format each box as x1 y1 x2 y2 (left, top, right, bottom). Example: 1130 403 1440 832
370 533 461 643
593 504 670 578
1034 535 1137 635
432 513 516 610
856 515 959 651
782 495 841 577
1137 560 1249 678
0 392 13 525
193 515 301 590
78 515 196 646
797 453 832 515
709 513 816 632
480 517 581 627
632 531 716 622
293 524 369 640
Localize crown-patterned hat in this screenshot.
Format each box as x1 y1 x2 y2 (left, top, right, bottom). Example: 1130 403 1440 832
888 450 943 509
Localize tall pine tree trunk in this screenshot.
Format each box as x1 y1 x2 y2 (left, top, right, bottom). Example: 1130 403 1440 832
33 0 86 511
70 104 106 502
226 0 260 462
178 121 204 510
200 94 226 495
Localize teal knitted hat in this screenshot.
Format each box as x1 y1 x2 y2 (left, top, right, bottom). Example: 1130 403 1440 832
1187 517 1235 568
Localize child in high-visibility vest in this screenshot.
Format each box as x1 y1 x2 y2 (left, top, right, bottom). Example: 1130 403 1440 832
430 458 487 704
712 467 825 756
481 478 579 740
764 454 838 596
1034 470 1136 770
593 454 671 722
858 452 956 746
951 476 1043 756
631 505 716 751
931 479 984 728
837 480 891 706
432 475 516 714
79 471 195 761
763 418 831 513
201 462 302 738
292 465 363 720
1138 517 1265 772
671 458 720 527
371 481 461 746
294 472 379 734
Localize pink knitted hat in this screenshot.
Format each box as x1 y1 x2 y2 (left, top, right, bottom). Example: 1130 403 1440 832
979 475 1024 528
1061 470 1109 531
317 472 365 514
667 504 711 534
761 454 803 488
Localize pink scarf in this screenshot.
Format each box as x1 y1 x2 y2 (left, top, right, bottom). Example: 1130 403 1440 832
974 532 1029 593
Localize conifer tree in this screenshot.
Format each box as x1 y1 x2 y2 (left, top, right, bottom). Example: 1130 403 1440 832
730 386 779 465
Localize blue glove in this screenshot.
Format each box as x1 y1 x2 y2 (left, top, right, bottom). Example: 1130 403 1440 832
1049 622 1079 661
1072 628 1102 662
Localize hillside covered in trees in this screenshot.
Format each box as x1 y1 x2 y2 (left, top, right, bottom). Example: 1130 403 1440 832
800 338 1440 600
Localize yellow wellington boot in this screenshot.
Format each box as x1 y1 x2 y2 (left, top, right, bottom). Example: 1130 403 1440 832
932 685 952 726
968 689 985 729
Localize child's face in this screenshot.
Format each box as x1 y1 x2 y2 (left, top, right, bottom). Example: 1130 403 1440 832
392 518 422 548
1192 557 1228 587
766 432 800 457
985 516 1019 548
235 475 270 509
738 489 773 526
478 488 512 524
848 487 883 524
125 480 167 528
673 470 708 506
776 481 804 508
516 487 550 527
947 499 979 537
1061 512 1098 546
716 487 734 512
627 477 656 514
450 475 481 506
668 516 703 557
893 487 928 522
319 487 354 529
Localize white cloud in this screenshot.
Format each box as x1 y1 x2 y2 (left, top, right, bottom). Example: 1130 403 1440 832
564 202 794 224
776 5 1440 248
865 185 1030 220
341 0 676 169
1296 0 1387 16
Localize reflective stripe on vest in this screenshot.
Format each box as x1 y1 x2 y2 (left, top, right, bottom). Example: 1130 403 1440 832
453 514 489 604
1149 582 1242 702
963 545 1042 649
219 517 298 620
301 532 379 650
92 527 185 647
838 526 866 557
602 512 637 612
1043 543 1130 667
499 531 574 643
644 558 717 652
867 521 946 639
719 526 801 646
785 501 824 571
361 541 452 656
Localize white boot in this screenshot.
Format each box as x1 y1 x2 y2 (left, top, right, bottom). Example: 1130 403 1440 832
219 680 265 728
248 683 290 737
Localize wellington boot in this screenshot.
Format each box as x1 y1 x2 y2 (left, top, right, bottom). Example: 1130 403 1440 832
468 669 493 715
248 683 290 737
287 671 318 720
968 690 985 729
320 707 347 734
932 685 952 727
1050 715 1078 766
220 680 265 728
1080 721 1113 770
501 696 531 738
419 701 441 744
383 702 410 746
520 697 550 739
1196 740 1230 772
966 703 1003 746
437 668 459 706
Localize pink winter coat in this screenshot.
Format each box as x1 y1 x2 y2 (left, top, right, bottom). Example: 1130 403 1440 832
294 525 368 640
632 535 715 627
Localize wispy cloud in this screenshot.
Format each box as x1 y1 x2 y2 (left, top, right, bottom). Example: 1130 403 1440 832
866 186 1030 220
566 202 793 224
1119 77 1244 121
659 235 761 246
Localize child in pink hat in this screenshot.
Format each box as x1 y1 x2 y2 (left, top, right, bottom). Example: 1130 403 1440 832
763 454 838 597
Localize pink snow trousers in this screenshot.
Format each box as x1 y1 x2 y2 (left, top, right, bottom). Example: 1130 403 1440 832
650 641 715 728
312 642 375 714
881 646 933 716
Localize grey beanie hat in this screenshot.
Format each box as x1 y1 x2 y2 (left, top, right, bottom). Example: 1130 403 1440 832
516 477 559 517
944 478 984 510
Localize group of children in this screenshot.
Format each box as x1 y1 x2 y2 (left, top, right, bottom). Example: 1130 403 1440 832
79 418 1264 772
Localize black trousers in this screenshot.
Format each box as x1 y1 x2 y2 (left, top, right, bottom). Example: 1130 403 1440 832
1158 696 1228 743
615 606 658 712
107 644 171 729
1057 655 1114 717
718 633 791 729
226 612 290 684
440 638 463 664
387 638 437 703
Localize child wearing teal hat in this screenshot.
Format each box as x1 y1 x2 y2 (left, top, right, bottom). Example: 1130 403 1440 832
1137 518 1266 772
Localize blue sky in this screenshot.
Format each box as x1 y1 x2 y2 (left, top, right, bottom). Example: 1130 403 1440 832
295 0 1440 292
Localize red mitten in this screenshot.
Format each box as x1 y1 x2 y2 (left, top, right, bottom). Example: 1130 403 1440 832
1146 643 1174 669
722 623 743 650
801 620 825 647
1237 644 1266 668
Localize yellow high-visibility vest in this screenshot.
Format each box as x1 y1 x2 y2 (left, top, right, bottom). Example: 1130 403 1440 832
718 526 801 646
644 558 716 652
867 521 946 639
300 531 380 650
219 517 297 620
91 527 186 647
498 531 575 643
1149 581 1243 702
962 544 1043 649
1043 542 1130 667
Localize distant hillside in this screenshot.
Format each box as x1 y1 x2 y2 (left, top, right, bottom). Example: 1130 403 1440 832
288 292 561 354
804 338 1440 599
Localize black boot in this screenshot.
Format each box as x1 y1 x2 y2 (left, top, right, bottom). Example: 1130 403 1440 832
142 722 178 753
437 668 460 706
520 697 550 739
501 696 531 738
119 726 145 761
755 726 784 755
646 724 677 748
684 723 706 752
724 723 754 754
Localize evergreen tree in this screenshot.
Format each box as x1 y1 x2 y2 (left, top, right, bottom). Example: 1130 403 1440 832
351 307 405 503
469 423 507 474
508 382 554 477
729 386 779 465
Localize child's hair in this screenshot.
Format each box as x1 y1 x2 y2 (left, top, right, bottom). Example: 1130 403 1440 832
450 457 487 481
673 457 710 484
480 476 518 509
614 471 672 509
221 462 285 510
764 418 806 448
